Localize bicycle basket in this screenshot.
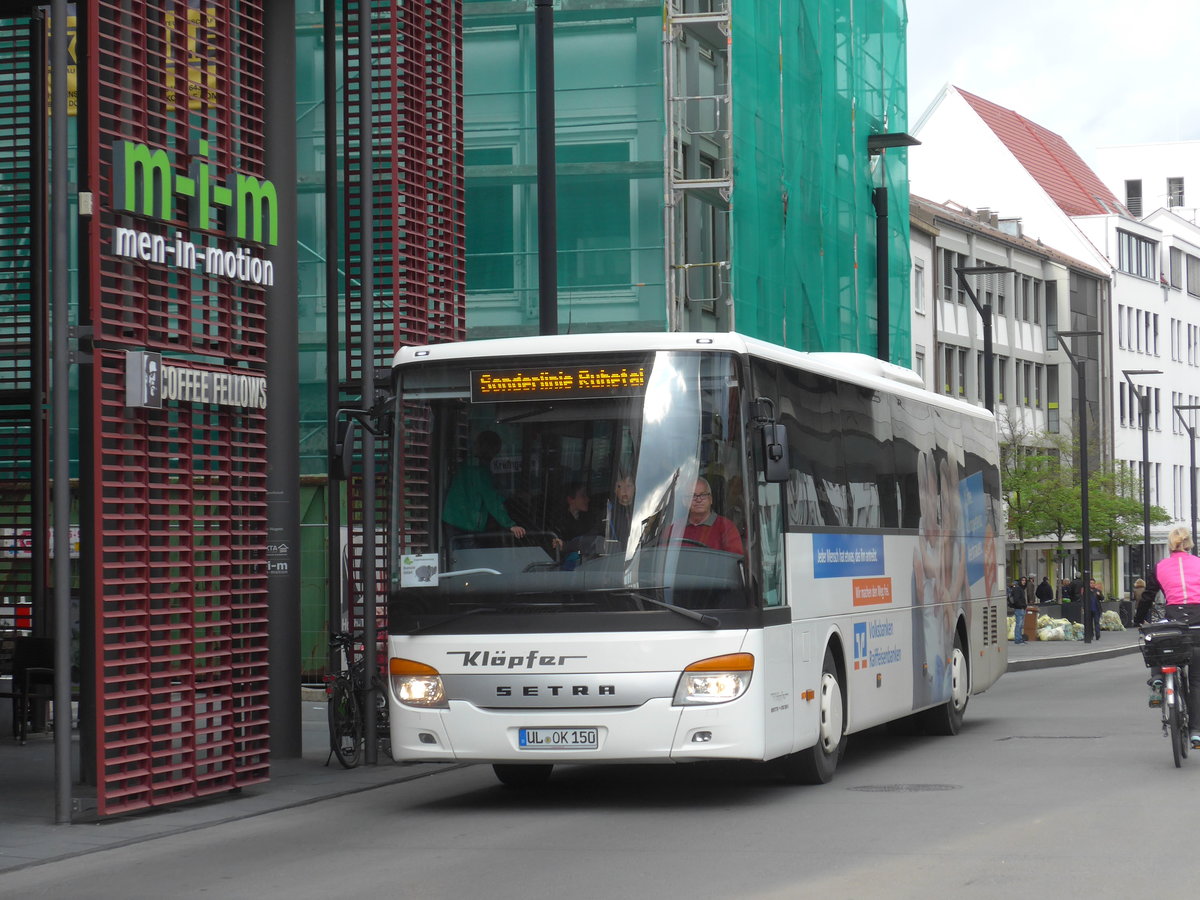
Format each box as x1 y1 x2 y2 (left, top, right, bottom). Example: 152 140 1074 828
1139 622 1192 668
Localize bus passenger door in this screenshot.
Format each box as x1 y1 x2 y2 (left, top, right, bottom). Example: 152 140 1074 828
756 466 794 758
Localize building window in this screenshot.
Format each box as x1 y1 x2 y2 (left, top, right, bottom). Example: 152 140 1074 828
1117 230 1157 279
1047 366 1060 432
997 356 1007 404
1169 177 1185 208
1032 279 1041 324
942 250 966 303
914 347 925 381
1126 179 1143 217
957 348 967 396
1171 247 1183 288
913 262 925 314
1187 254 1200 298
943 345 954 395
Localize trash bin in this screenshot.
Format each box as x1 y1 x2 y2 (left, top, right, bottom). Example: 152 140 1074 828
1119 600 1134 628
1023 605 1039 641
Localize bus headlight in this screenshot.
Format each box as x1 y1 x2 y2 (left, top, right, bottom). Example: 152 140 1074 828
390 658 448 708
673 653 754 706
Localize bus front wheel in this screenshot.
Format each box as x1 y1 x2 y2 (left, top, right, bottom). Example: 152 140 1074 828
777 648 845 784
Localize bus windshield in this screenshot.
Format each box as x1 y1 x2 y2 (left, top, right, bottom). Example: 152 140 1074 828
389 349 751 633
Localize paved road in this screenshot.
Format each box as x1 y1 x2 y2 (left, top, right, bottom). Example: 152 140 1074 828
0 650 1186 899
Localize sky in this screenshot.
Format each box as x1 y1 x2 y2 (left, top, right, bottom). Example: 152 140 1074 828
905 0 1200 161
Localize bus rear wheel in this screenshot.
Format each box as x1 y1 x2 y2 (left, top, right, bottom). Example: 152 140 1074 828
777 648 844 784
493 764 554 788
921 631 969 736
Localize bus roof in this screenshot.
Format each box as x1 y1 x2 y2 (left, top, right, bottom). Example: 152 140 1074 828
393 332 994 424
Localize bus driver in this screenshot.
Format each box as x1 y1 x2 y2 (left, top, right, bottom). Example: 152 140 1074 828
663 477 743 555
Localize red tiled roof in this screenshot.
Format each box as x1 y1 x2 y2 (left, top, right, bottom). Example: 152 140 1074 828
956 87 1126 218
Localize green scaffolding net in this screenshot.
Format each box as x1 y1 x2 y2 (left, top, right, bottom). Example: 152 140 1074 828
730 0 910 361
463 0 912 356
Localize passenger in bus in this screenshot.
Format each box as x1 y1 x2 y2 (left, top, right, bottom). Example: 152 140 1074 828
605 470 635 544
662 477 744 555
441 430 526 547
549 481 598 552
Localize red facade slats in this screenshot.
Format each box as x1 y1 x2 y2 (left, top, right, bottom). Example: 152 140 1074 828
85 2 271 816
342 0 465 658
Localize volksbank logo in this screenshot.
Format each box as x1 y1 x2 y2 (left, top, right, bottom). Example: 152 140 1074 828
112 138 278 246
852 620 902 670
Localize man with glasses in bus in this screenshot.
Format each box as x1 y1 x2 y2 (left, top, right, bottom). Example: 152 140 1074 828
663 477 744 555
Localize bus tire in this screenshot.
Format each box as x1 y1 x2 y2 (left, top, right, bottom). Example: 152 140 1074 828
921 630 969 736
493 764 554 788
778 648 845 784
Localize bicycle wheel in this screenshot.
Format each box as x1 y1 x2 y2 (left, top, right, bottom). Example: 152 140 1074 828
1167 676 1185 768
328 677 363 769
1182 680 1191 760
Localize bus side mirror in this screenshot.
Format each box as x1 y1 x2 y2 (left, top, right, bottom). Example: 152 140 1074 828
331 418 358 481
761 424 788 483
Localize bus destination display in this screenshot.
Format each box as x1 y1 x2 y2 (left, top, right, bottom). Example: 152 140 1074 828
471 363 647 402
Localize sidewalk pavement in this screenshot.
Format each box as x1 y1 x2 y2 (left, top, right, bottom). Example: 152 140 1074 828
1006 623 1143 672
0 629 1145 875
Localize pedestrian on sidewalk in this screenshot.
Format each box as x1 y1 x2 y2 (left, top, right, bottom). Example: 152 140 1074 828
1035 576 1054 604
1009 577 1028 644
1087 578 1104 640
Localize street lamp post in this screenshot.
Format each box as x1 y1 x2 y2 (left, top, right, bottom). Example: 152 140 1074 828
955 265 1015 414
1057 330 1101 643
1174 403 1200 555
1124 370 1163 597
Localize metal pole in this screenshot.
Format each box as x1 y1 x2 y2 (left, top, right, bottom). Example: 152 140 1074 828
324 0 343 673
1058 331 1101 643
955 266 1012 415
535 0 557 335
357 0 377 765
1124 371 1161 583
982 307 993 414
50 0 72 823
873 187 889 362
1142 391 1152 582
1189 428 1198 556
265 0 302 759
1078 357 1091 644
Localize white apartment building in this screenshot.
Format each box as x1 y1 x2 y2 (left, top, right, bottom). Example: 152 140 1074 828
909 195 1109 578
910 85 1200 590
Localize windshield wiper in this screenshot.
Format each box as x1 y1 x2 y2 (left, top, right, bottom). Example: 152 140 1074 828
406 605 499 634
617 590 720 628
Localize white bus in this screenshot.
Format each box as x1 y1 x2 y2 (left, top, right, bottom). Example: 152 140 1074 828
384 333 1005 786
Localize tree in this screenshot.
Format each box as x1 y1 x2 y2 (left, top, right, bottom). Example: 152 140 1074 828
1089 464 1172 579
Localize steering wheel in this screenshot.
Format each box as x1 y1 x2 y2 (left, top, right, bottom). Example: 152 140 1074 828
667 537 709 549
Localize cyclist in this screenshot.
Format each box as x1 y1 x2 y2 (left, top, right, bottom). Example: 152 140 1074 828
1153 526 1200 746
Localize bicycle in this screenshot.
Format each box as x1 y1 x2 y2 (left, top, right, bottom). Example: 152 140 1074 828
325 631 391 769
1139 620 1199 768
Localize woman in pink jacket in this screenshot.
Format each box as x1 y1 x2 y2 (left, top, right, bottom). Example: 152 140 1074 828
1154 526 1200 746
